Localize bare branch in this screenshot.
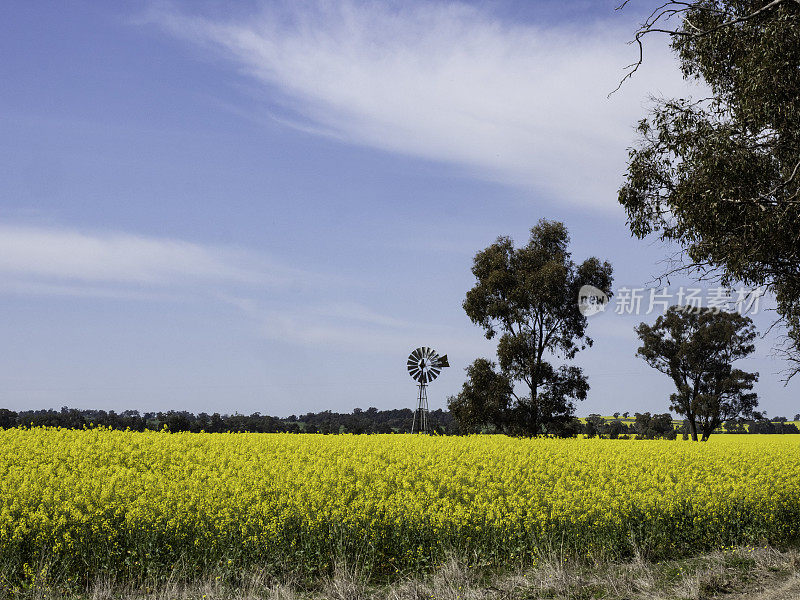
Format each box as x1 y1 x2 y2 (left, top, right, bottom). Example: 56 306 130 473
613 0 795 94
771 332 800 384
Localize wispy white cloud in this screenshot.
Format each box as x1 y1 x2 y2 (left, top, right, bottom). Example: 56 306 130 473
148 1 699 209
313 303 417 330
0 224 316 295
0 279 186 302
220 293 492 356
0 224 481 355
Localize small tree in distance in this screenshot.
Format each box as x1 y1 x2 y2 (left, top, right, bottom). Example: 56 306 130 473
635 306 759 441
453 219 613 436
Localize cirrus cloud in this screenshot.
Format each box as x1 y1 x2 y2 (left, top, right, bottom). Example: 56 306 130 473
147 0 699 209
0 224 315 294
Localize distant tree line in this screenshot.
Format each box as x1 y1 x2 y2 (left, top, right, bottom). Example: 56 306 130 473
0 406 455 434
584 413 799 440
0 406 795 437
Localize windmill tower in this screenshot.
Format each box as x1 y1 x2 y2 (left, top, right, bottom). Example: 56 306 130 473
406 347 449 434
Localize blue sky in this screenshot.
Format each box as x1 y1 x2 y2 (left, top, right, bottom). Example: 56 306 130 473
1 0 796 418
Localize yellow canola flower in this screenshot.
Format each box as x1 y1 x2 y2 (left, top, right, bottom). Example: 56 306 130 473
1 428 799 579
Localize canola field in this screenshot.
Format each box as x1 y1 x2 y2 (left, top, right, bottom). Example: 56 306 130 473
1 428 800 581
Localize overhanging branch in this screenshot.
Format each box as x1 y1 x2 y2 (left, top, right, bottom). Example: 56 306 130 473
612 0 798 94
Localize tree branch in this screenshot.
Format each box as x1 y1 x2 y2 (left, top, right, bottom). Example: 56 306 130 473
613 0 797 94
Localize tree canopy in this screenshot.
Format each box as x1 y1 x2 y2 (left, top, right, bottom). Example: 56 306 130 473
447 358 513 433
453 219 613 436
635 306 759 441
619 0 800 380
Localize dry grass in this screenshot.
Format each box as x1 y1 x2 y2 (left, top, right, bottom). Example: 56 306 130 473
2 546 799 600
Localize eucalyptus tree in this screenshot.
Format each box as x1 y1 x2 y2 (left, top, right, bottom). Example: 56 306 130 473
456 219 613 436
619 0 800 380
635 306 759 441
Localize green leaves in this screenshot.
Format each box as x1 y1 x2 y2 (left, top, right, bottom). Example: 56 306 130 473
457 220 613 436
620 0 800 380
636 306 759 440
447 359 513 434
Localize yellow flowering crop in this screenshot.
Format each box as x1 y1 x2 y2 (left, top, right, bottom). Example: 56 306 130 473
1 428 799 581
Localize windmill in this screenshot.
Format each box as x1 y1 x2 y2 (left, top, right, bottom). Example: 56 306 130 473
407 347 449 434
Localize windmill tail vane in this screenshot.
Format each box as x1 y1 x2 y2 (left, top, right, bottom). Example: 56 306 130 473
407 347 449 434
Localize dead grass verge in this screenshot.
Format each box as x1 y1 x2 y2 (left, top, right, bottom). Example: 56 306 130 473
1 545 798 600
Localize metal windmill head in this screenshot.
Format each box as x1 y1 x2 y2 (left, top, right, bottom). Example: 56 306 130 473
407 347 449 384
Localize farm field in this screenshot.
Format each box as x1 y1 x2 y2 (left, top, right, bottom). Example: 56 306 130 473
2 428 800 590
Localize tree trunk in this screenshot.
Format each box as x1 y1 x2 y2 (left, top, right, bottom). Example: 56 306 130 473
529 381 539 436
700 418 719 442
688 417 699 441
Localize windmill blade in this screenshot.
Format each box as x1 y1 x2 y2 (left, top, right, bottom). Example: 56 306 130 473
408 348 423 382
408 347 448 384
